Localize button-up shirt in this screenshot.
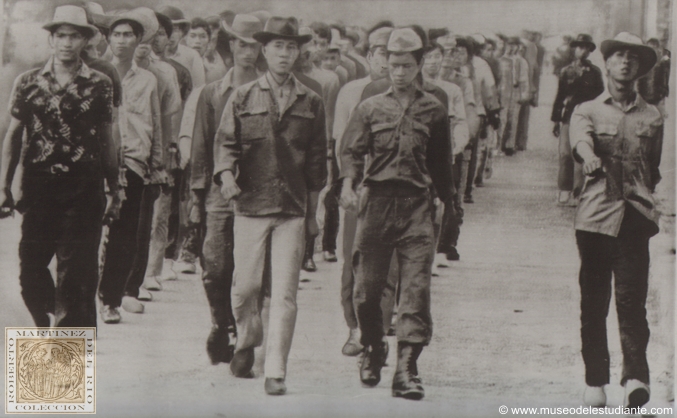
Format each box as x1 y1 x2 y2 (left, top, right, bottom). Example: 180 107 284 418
214 73 327 217
551 59 604 124
190 68 253 213
145 55 183 181
467 55 500 114
426 78 469 151
118 61 164 184
333 76 373 166
570 91 663 237
9 57 114 174
340 85 453 202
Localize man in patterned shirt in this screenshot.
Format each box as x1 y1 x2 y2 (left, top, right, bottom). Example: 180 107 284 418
0 5 120 328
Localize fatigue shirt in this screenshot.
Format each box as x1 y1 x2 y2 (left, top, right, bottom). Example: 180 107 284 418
9 58 114 176
118 61 165 184
190 69 240 213
551 59 604 124
340 85 453 202
214 73 327 217
167 44 206 88
570 91 663 237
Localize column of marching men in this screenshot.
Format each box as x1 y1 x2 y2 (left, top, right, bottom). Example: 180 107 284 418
0 2 666 407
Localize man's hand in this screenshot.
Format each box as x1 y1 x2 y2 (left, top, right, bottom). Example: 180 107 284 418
339 178 358 210
553 122 560 138
219 171 241 201
188 190 204 226
306 217 319 237
103 189 124 225
582 157 603 177
0 188 15 219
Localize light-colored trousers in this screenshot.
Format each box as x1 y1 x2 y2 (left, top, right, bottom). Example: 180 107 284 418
145 187 173 278
232 215 305 379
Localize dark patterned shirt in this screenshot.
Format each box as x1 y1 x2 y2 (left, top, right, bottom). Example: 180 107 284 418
9 58 114 173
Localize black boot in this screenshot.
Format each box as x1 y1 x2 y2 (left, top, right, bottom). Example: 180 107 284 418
392 342 425 400
302 237 317 272
359 341 386 387
206 326 234 365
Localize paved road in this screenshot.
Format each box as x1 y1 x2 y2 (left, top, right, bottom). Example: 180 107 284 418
0 73 674 418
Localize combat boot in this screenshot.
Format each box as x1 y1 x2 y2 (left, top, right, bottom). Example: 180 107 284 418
359 342 386 387
392 342 424 400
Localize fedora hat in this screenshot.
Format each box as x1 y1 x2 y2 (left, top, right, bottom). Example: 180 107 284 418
221 14 262 43
109 7 158 44
601 32 657 78
570 33 596 51
43 5 98 38
253 16 312 46
156 5 189 30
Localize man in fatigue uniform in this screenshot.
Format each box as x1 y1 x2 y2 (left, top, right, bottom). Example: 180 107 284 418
570 32 662 409
340 28 453 400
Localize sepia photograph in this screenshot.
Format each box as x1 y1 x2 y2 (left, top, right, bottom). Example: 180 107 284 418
0 0 675 416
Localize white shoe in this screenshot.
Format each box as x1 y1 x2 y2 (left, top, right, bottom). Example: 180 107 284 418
137 288 153 301
435 253 450 268
624 379 650 408
163 261 178 281
143 276 163 291
583 385 606 407
121 296 144 314
557 191 571 205
173 260 196 274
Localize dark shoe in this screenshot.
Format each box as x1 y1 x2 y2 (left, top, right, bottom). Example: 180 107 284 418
463 195 474 204
504 148 515 156
230 348 255 378
392 342 425 400
446 247 460 261
474 180 484 188
624 379 650 408
302 257 317 272
264 378 287 395
359 343 386 387
342 328 363 356
206 326 233 365
323 251 337 262
381 338 390 367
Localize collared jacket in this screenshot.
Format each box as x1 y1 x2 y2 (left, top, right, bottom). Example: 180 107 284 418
213 73 327 217
118 61 165 184
340 85 453 202
570 91 663 237
551 59 604 124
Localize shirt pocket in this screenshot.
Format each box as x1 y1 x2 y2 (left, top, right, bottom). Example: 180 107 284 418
370 121 398 153
124 88 152 116
238 107 269 142
287 108 316 147
594 123 619 157
635 119 662 155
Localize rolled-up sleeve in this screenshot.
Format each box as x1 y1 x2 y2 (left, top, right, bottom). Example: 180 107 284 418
212 91 239 183
339 102 371 181
305 97 327 192
569 103 595 164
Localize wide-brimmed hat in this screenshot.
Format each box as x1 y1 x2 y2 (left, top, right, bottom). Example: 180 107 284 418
43 5 98 38
156 5 189 30
253 16 312 46
600 32 657 78
85 2 112 31
221 14 262 44
570 33 596 51
368 27 393 49
250 10 272 26
109 7 158 44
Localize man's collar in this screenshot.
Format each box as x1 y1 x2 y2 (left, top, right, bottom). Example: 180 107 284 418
385 81 425 98
598 89 645 113
258 72 306 96
41 56 92 79
218 68 235 95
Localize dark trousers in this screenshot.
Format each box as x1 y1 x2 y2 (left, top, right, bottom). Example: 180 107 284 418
167 164 202 263
341 207 398 332
465 116 486 198
19 170 104 327
99 170 156 308
164 169 182 259
201 211 236 329
353 183 433 348
576 205 653 386
516 104 530 151
437 153 464 253
322 181 341 253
